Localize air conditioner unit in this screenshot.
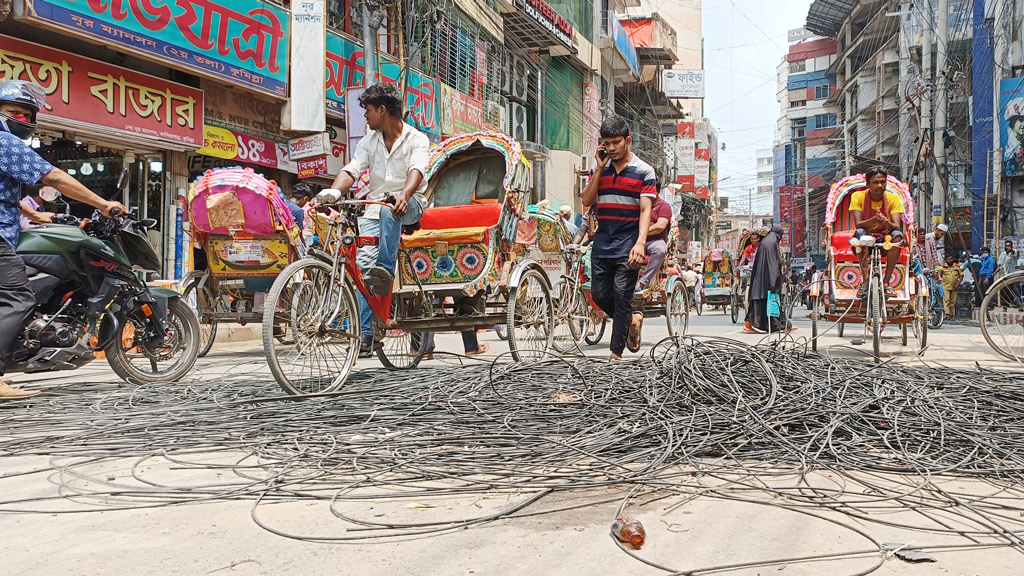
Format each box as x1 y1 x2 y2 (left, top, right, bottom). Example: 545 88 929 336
510 57 530 103
485 100 507 133
500 57 512 97
509 101 529 141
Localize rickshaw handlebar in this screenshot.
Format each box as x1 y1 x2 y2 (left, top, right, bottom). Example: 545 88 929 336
315 189 393 209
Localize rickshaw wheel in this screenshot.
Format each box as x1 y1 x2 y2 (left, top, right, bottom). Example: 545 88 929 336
495 324 508 340
507 269 554 361
666 281 689 337
730 293 739 323
585 317 607 345
376 298 428 369
980 271 1024 361
913 291 929 351
695 288 703 316
183 281 218 358
868 276 883 362
901 322 908 346
837 322 845 337
811 296 819 352
263 258 360 396
552 282 589 353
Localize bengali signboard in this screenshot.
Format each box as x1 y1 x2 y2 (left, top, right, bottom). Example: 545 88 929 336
18 0 290 97
196 124 281 169
451 89 483 134
297 155 328 179
514 0 576 53
288 133 330 160
663 70 705 99
323 32 439 137
610 15 639 79
0 34 203 146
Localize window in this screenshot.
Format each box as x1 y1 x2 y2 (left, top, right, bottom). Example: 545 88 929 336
789 60 806 73
813 113 837 128
792 118 806 139
790 100 806 108
814 84 830 99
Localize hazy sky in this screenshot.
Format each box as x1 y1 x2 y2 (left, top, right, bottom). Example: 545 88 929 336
702 0 814 214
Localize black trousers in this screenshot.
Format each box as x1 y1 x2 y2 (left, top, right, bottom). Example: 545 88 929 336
591 256 639 355
0 240 35 375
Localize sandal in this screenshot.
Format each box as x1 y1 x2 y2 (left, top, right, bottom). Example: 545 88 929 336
884 286 896 298
465 343 490 355
626 312 643 353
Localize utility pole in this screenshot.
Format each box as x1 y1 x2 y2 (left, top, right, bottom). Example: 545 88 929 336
932 0 948 228
361 1 378 87
804 142 809 258
894 2 914 180
920 0 933 229
991 0 1007 250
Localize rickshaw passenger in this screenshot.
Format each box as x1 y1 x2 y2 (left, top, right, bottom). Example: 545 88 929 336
324 83 429 357
636 195 672 292
737 232 760 269
849 166 904 298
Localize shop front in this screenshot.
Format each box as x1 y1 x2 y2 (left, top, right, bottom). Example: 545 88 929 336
0 34 203 279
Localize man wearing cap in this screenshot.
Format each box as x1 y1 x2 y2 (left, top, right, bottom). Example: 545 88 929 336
920 224 947 270
557 204 578 237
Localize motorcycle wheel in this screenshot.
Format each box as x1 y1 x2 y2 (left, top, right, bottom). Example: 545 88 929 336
106 298 200 384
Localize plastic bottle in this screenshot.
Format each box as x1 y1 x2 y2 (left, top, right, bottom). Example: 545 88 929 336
611 517 646 547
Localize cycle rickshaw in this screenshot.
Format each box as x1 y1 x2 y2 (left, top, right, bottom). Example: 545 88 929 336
183 167 306 357
729 229 764 324
261 132 556 395
810 174 928 359
701 248 734 315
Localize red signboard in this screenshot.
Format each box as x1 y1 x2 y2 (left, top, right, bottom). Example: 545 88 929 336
297 156 329 179
677 122 695 138
695 148 710 161
0 35 203 146
677 175 695 191
695 187 710 199
451 90 484 135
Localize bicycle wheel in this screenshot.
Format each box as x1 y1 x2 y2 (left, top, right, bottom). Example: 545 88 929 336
694 286 703 316
666 281 689 337
552 282 589 353
495 324 508 340
913 291 928 352
929 307 944 329
263 258 360 395
376 296 428 369
506 269 554 361
980 272 1024 361
585 316 606 345
868 275 882 362
730 292 739 323
183 280 219 358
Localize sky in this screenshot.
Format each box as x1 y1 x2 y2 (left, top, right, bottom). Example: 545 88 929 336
701 0 814 215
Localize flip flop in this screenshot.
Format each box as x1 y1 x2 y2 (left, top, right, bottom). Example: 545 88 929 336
742 327 760 334
465 343 490 355
626 312 643 353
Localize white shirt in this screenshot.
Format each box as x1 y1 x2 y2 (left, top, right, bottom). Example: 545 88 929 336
341 123 430 219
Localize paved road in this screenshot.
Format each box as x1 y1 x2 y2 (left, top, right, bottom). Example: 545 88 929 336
3 305 1019 576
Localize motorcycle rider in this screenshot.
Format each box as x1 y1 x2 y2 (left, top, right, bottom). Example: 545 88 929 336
0 80 126 399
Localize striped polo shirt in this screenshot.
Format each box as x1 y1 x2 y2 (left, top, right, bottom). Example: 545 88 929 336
592 154 659 259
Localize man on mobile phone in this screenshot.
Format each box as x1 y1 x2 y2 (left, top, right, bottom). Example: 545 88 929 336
581 117 657 361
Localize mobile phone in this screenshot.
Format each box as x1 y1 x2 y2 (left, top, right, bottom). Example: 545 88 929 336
598 149 608 160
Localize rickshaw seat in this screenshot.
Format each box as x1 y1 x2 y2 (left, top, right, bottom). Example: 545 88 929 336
831 231 910 262
419 204 502 230
402 226 490 249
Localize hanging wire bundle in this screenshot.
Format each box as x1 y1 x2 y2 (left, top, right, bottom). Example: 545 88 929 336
3 337 1024 572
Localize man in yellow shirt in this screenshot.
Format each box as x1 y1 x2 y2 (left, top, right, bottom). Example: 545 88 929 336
849 166 905 298
937 254 963 316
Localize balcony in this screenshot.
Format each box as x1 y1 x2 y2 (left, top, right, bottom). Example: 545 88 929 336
499 0 579 56
619 13 677 65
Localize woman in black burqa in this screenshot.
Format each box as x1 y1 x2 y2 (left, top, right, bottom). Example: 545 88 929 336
745 225 793 333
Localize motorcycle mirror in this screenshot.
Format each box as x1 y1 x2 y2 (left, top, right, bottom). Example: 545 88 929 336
39 186 61 203
116 166 130 192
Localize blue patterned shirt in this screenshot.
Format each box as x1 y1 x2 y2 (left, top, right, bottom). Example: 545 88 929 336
0 132 54 248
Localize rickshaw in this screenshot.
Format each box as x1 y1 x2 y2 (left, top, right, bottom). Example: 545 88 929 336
261 132 556 395
182 167 305 357
810 174 928 359
729 229 764 324
702 248 734 315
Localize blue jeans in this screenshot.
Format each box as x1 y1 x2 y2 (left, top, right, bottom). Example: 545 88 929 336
357 201 424 339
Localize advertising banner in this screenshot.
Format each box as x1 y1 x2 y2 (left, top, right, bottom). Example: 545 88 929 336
450 88 484 134
19 0 289 97
0 34 203 146
297 156 329 179
583 82 600 158
197 124 280 169
610 14 640 79
675 138 695 171
288 133 330 160
999 77 1024 178
284 0 325 131
514 0 576 53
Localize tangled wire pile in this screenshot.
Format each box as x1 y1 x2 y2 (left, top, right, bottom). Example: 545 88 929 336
3 337 1024 573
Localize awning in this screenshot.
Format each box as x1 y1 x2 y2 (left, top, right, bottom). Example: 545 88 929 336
805 0 856 37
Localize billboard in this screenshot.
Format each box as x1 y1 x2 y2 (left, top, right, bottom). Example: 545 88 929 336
999 77 1024 178
663 69 705 98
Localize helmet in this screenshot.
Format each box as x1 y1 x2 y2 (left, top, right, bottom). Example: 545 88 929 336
0 80 46 139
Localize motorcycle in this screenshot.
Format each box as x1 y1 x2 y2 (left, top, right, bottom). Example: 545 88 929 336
10 198 200 384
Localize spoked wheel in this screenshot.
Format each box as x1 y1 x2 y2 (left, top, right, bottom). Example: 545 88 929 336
901 322 908 346
495 324 508 340
694 287 703 316
913 291 928 352
730 293 739 323
106 298 200 384
928 307 944 329
263 258 360 395
585 316 607 345
183 280 220 357
552 282 589 353
868 275 883 362
811 295 819 352
376 297 428 369
666 281 690 337
980 272 1024 361
506 269 554 361
837 322 845 337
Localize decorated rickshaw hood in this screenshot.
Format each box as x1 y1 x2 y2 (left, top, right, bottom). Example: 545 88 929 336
825 174 916 229
426 132 532 192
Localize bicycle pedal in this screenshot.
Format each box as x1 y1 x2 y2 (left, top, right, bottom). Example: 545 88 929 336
364 266 395 296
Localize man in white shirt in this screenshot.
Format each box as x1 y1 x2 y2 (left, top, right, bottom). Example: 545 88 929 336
326 83 429 356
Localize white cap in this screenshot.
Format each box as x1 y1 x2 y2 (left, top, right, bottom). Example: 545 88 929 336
937 223 949 232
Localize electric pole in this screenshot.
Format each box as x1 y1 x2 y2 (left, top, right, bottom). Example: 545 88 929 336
932 0 947 228
361 1 378 87
920 0 932 228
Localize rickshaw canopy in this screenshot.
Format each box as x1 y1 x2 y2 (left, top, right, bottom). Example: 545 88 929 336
188 167 300 246
825 174 916 230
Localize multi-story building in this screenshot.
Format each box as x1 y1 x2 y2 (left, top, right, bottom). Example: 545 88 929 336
756 148 773 196
772 28 837 260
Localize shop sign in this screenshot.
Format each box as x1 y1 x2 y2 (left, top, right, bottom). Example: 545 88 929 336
451 89 483 134
197 124 280 169
695 187 710 199
662 70 705 99
676 175 694 192
0 35 203 146
325 125 348 175
288 133 330 160
323 33 439 137
297 156 329 179
439 84 455 135
514 0 576 53
610 14 639 79
18 0 289 98
201 80 283 142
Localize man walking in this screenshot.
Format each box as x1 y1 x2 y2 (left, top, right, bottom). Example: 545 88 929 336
581 117 657 361
325 83 429 357
937 254 963 317
998 241 1018 278
978 247 996 306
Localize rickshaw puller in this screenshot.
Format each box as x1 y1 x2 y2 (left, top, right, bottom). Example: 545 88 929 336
323 83 429 357
848 166 904 298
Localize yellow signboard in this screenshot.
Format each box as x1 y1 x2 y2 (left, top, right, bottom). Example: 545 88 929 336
207 237 290 277
196 125 239 159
